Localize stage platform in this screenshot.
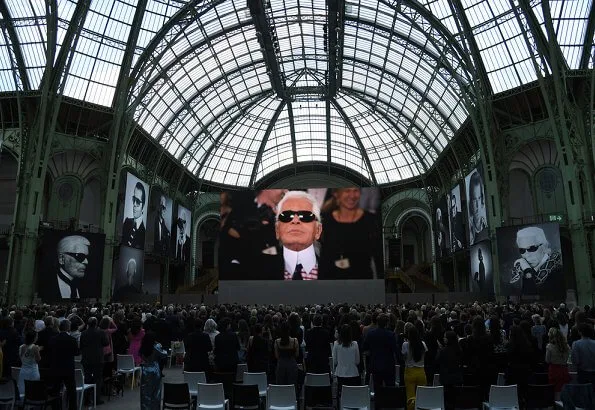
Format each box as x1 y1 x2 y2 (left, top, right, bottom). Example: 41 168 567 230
218 280 385 305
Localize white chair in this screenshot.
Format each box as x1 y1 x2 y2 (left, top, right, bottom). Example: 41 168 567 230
243 372 267 397
432 373 441 386
0 379 16 410
497 372 506 386
74 361 84 371
267 384 297 410
236 364 248 383
116 354 141 390
184 371 207 398
169 341 186 367
75 368 96 410
415 385 444 410
304 373 331 387
329 357 334 376
197 383 229 410
482 385 518 410
341 385 370 410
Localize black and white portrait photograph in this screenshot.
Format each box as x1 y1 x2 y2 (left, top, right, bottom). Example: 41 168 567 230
174 204 191 263
121 172 149 250
497 222 564 300
148 189 172 256
37 229 105 302
434 196 450 259
112 246 144 301
469 240 493 295
465 166 489 246
448 185 465 252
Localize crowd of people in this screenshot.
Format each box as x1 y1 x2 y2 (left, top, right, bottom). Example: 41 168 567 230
0 301 593 409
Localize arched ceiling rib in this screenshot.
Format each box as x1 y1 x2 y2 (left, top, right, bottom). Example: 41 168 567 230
0 0 592 187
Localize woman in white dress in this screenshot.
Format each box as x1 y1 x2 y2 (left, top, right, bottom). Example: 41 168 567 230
17 330 41 396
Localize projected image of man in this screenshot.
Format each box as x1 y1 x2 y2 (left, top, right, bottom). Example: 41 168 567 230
122 182 146 249
468 171 488 245
275 191 322 280
510 226 562 298
55 235 90 299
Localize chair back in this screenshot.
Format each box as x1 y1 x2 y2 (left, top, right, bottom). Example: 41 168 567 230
198 383 226 408
163 383 192 407
24 380 47 402
236 363 248 383
117 354 135 370
243 372 267 395
341 385 370 410
304 373 331 387
267 384 297 410
10 367 19 381
75 369 85 389
487 385 518 409
525 384 554 408
0 379 15 401
304 385 332 408
415 386 444 410
374 386 406 410
184 371 207 391
453 386 482 409
496 372 506 386
232 383 260 408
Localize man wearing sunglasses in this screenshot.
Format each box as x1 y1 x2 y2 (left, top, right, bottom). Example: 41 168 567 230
275 191 322 280
54 235 90 300
122 181 147 249
510 226 563 299
153 195 171 255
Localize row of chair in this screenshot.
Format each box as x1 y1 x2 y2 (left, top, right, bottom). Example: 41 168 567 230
0 369 96 410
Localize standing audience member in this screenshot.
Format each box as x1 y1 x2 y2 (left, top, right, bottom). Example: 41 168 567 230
463 316 495 399
571 323 595 386
127 318 145 366
183 318 212 373
545 327 570 400
80 317 109 405
274 322 299 386
49 320 79 410
0 316 21 378
139 332 167 410
17 330 40 397
305 315 332 374
505 325 534 398
99 316 118 378
436 331 463 410
402 326 427 410
332 324 360 397
36 316 57 369
363 314 399 392
213 318 240 374
246 324 270 373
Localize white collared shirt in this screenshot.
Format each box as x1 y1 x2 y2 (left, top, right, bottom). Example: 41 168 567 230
57 268 79 299
283 244 316 275
134 217 143 230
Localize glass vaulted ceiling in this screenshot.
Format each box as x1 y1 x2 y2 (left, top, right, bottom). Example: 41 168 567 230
0 0 592 186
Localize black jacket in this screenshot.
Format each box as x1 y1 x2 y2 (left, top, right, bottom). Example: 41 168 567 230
214 330 240 372
305 326 332 373
49 332 80 376
80 327 109 366
184 331 212 372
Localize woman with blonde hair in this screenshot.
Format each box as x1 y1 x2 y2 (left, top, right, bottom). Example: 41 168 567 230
545 327 570 399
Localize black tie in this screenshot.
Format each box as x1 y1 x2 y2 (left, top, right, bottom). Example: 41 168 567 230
292 263 303 280
57 271 78 299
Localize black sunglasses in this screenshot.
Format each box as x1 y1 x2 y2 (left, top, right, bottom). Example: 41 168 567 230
64 252 88 263
132 196 143 206
278 210 317 223
519 244 541 254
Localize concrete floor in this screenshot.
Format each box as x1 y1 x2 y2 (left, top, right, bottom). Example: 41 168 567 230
91 366 184 410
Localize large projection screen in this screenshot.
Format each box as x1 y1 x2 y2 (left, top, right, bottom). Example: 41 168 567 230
448 185 465 252
121 172 149 250
465 166 489 246
218 188 383 282
148 189 173 256
37 229 105 302
497 222 564 300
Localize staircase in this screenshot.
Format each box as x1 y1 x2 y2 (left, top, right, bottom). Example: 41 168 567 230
177 268 218 294
405 264 449 292
385 268 415 292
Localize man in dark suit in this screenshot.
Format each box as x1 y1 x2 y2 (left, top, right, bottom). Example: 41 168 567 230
49 320 79 410
37 316 58 369
449 193 464 252
213 318 240 373
80 317 109 405
48 235 90 301
122 181 146 249
175 210 191 262
153 194 170 255
362 314 399 391
305 315 332 373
